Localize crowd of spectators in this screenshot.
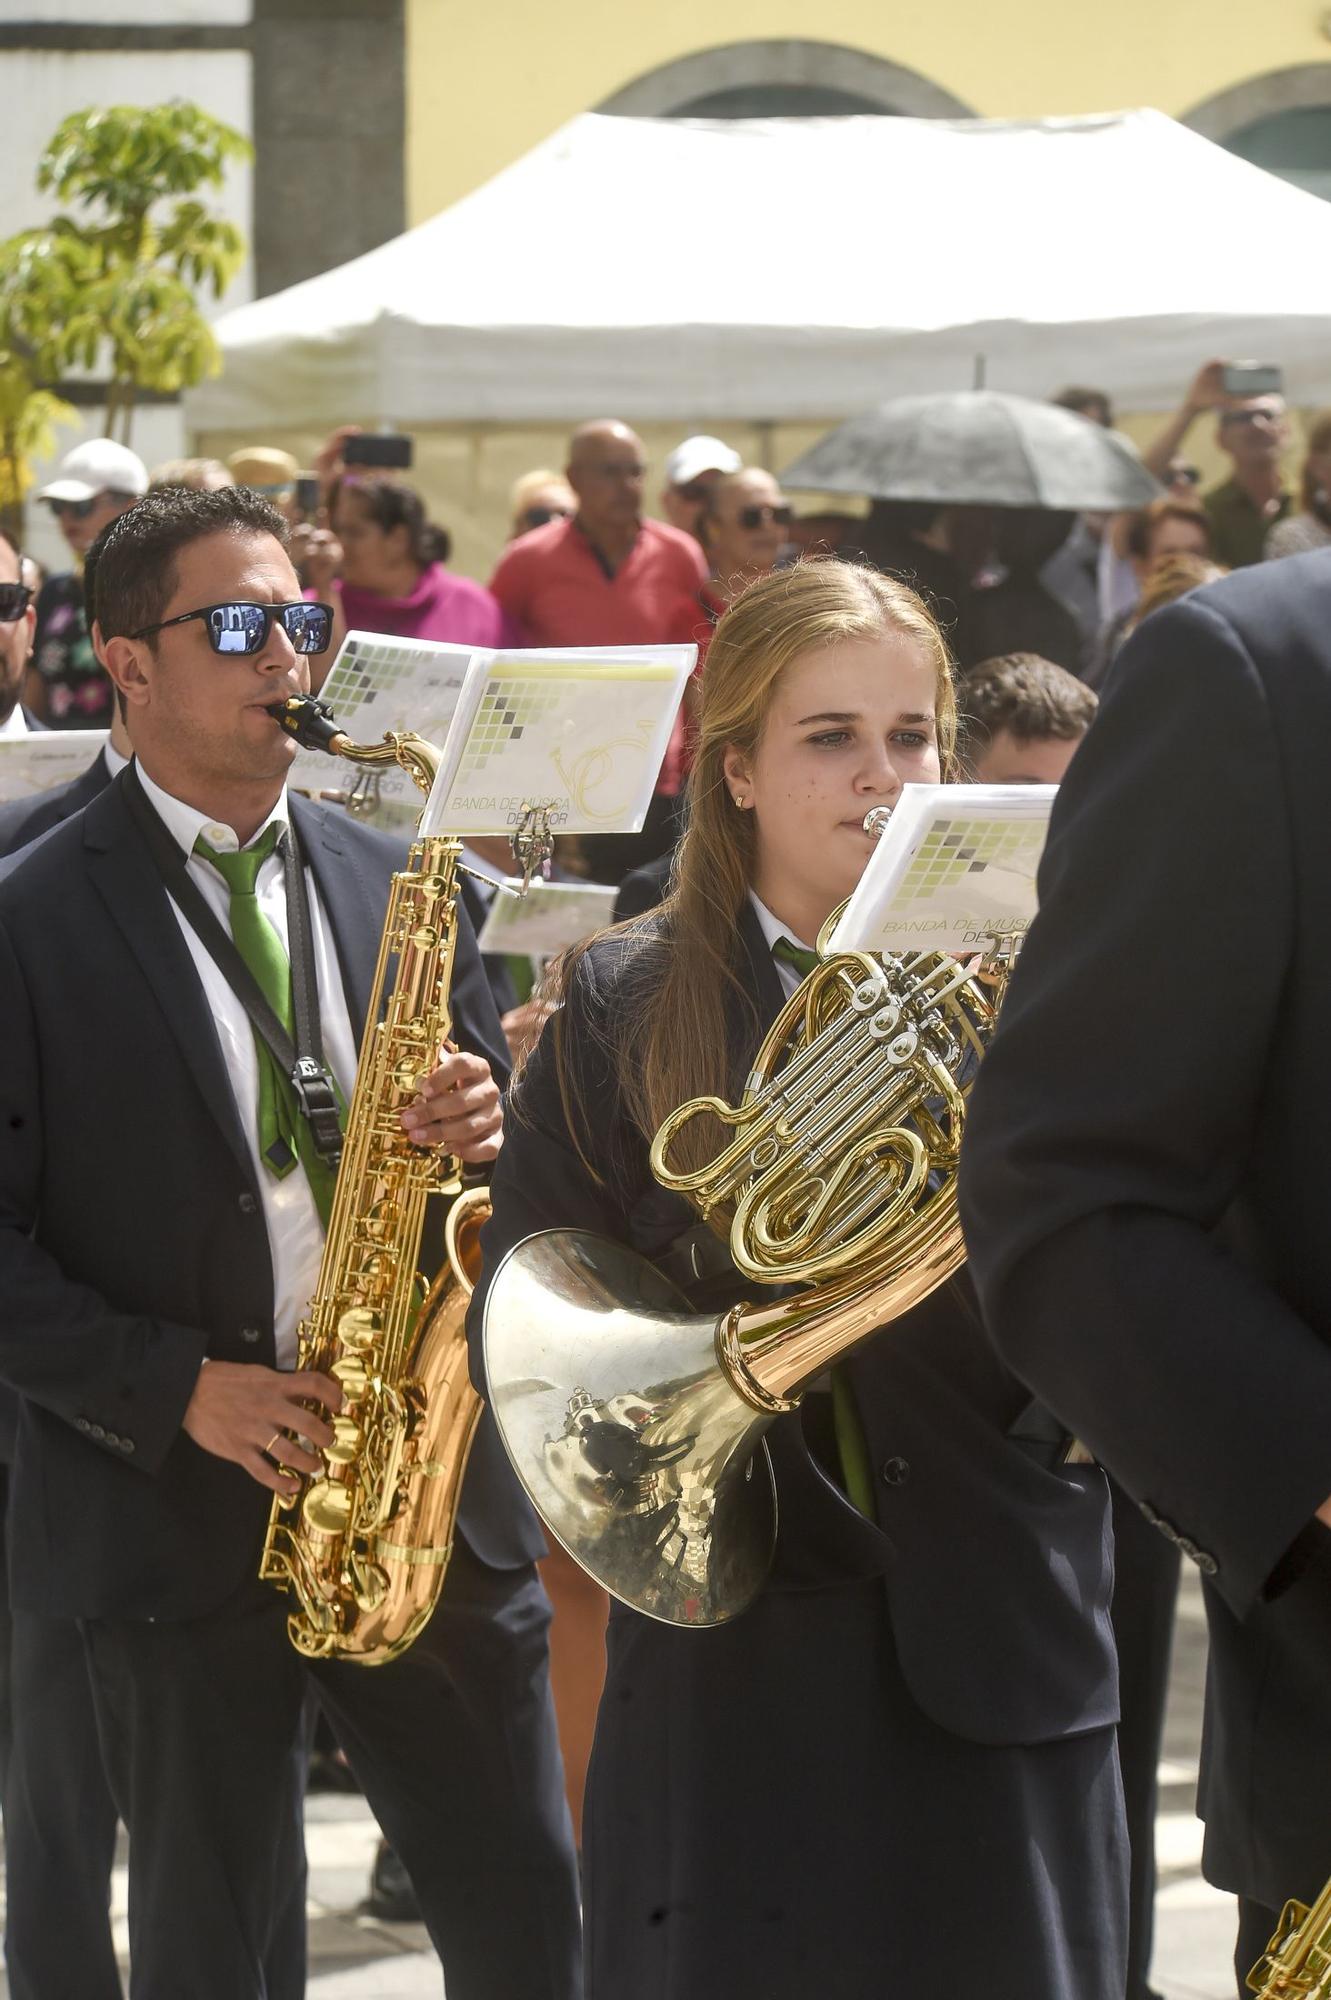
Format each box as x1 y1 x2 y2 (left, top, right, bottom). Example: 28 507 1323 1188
17 362 1330 882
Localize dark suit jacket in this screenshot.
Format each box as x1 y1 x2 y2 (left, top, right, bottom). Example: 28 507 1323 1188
0 749 115 1462
0 774 543 1621
470 900 1118 1747
0 745 111 856
959 547 1331 1905
612 849 672 923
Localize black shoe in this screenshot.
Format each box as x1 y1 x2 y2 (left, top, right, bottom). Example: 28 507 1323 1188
361 1840 422 1923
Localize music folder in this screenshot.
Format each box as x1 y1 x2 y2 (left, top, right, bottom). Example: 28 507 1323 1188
827 783 1058 957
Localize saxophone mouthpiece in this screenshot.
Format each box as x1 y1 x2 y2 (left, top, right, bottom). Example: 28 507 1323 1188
266 695 348 756
863 806 893 840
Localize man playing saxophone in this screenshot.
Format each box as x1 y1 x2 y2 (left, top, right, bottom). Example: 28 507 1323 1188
0 486 581 1998
468 560 1128 2000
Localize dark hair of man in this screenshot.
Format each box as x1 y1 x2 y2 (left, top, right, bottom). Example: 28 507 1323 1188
1051 386 1113 428
86 485 288 643
331 474 439 570
962 652 1098 748
1122 496 1210 563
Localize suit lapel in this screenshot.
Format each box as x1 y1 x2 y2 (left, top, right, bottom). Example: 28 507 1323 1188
738 898 786 1032
64 751 114 816
83 776 253 1177
291 795 384 1039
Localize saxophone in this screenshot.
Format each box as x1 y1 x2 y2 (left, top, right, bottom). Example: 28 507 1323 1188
1248 1882 1331 1997
257 694 492 1665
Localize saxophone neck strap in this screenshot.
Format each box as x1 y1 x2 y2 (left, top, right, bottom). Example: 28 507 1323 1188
120 764 343 1171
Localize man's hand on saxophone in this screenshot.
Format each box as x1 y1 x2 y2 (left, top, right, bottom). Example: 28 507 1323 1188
400 1048 503 1163
181 1362 344 1497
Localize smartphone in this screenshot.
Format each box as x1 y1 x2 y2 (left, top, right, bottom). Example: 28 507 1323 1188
294 474 321 518
1222 362 1283 399
343 432 414 471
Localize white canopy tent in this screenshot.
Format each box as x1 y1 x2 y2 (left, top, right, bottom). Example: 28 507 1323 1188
189 107 1331 433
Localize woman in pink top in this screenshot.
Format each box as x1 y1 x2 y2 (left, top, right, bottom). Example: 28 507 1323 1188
307 475 520 669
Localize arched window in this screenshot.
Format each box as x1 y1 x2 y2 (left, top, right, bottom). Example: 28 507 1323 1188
1223 108 1331 203
598 40 972 122
1187 66 1331 202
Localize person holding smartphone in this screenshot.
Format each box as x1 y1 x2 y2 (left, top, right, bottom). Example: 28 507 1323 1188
1138 362 1292 569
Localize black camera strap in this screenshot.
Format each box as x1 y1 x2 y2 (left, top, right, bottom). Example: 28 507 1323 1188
121 766 344 1171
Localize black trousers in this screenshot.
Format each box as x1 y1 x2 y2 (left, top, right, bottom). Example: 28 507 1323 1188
1110 1477 1182 2000
82 1542 582 2000
0 1461 123 2000
1236 1897 1281 1997
6 1608 121 2000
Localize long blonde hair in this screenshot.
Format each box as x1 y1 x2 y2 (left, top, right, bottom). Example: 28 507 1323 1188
542 559 958 1175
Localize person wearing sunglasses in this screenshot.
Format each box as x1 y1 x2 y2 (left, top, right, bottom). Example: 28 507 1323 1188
659 434 742 540
0 482 582 1999
696 468 795 649
508 468 577 541
30 438 147 730
0 532 39 739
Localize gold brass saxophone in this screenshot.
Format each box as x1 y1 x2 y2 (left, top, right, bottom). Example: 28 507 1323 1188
1248 1882 1331 1997
256 694 504 1665
483 810 1017 1626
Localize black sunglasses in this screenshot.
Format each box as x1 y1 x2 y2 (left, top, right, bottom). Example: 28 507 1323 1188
0 582 32 623
520 504 573 531
130 600 334 656
1170 464 1202 486
46 495 100 521
738 503 793 530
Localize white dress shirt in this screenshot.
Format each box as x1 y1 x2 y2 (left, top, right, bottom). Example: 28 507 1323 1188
136 767 359 1368
102 740 129 778
748 891 816 1000
0 705 30 740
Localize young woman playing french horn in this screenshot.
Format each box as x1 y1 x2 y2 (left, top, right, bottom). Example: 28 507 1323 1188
469 560 1127 1998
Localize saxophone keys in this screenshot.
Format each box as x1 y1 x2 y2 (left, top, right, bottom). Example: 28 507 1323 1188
302 1479 353 1540
323 1416 364 1467
336 1306 381 1351
331 1357 370 1402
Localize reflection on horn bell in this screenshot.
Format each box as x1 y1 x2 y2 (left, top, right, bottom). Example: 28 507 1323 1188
482 1232 778 1627
485 797 1008 1626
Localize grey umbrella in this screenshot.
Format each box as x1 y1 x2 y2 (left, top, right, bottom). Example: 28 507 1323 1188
782 390 1161 511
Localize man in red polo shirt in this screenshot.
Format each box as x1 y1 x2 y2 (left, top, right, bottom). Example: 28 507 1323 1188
489 420 707 880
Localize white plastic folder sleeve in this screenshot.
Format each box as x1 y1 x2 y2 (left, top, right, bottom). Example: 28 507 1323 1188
476 878 618 959
419 645 696 837
0 731 107 803
287 631 478 824
828 784 1058 956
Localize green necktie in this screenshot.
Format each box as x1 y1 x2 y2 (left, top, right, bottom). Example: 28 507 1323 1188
771 934 820 980
195 826 339 1227
770 932 876 1519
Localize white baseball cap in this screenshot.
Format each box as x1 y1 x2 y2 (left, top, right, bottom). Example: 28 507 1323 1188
663 435 742 488
38 438 149 504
